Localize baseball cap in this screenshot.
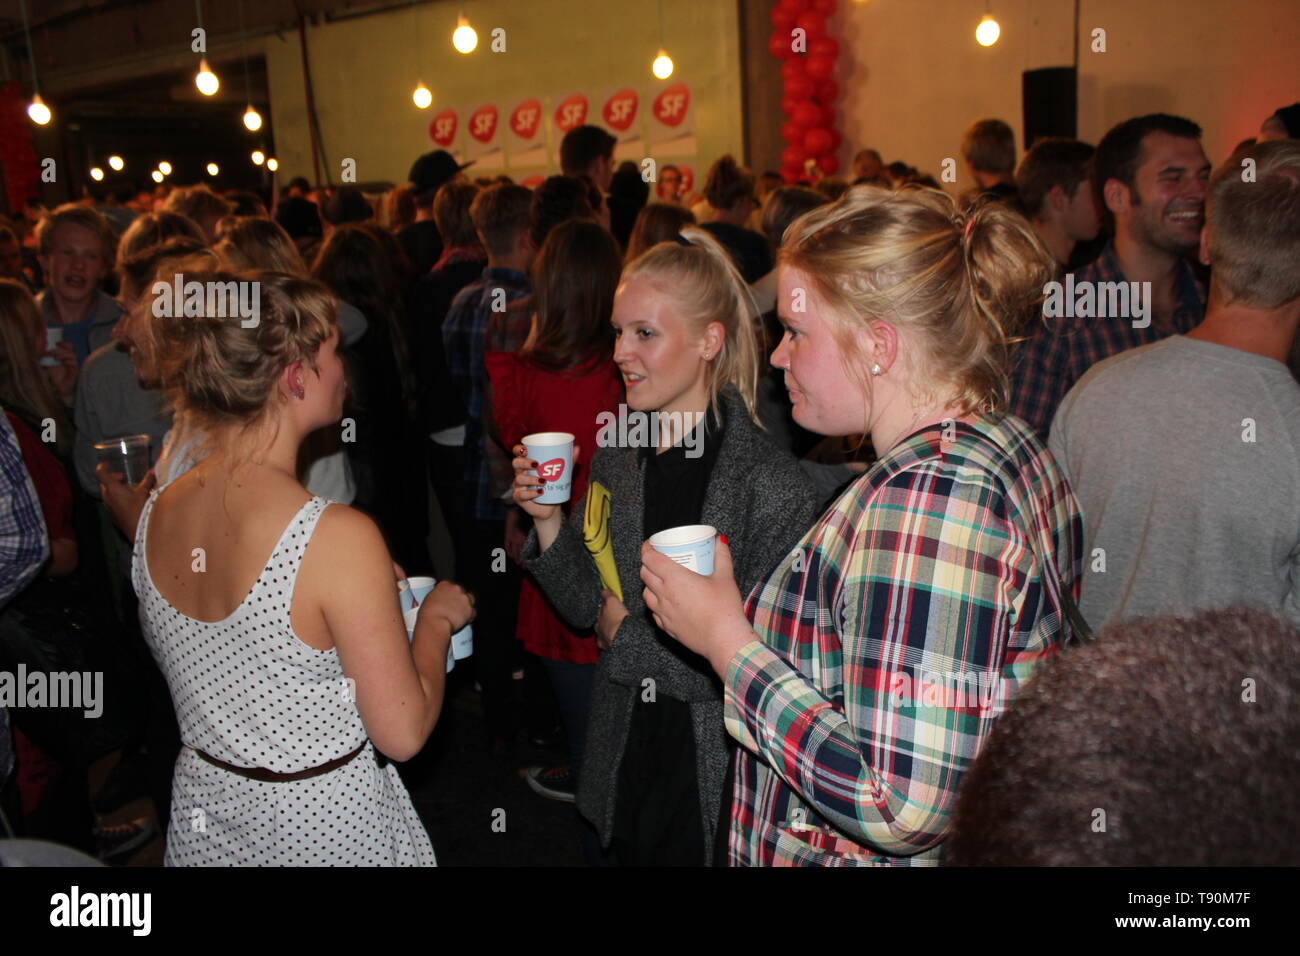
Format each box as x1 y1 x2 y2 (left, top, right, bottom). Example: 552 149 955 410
409 150 474 197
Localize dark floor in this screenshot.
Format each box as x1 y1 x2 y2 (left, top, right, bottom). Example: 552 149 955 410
398 670 586 867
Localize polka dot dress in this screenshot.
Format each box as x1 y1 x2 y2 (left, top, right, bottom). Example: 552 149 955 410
132 482 437 867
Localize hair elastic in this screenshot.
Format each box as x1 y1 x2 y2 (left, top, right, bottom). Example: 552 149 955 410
673 233 692 247
963 217 975 241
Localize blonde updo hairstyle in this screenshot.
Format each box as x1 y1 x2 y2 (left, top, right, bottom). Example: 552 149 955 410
153 270 338 457
780 184 1055 415
214 218 308 276
621 227 763 424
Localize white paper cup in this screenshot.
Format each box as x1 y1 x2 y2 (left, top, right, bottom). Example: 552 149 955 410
40 327 62 367
399 575 473 668
93 434 151 485
649 524 717 575
522 431 575 505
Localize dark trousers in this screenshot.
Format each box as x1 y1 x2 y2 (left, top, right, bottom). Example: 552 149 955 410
462 516 522 741
540 658 595 771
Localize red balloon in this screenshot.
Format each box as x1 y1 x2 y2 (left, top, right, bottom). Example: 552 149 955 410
782 166 803 184
821 104 837 127
803 127 834 156
771 5 797 31
768 31 793 60
829 128 843 151
795 11 827 36
782 145 808 168
781 120 805 145
784 73 815 100
816 78 840 103
780 0 811 12
814 0 839 14
780 56 807 82
818 154 841 176
780 95 800 116
809 36 840 59
805 53 836 81
792 101 822 129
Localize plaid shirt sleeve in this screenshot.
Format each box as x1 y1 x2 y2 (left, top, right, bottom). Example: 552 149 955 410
0 411 50 609
1006 318 1072 442
724 461 1025 856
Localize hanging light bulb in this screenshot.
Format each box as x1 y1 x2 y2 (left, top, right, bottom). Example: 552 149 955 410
108 155 124 171
652 49 674 80
158 161 173 176
27 93 52 125
452 14 478 54
243 106 263 131
976 15 1001 46
90 167 105 181
196 58 220 96
413 82 433 110
251 150 265 165
151 170 164 183
206 162 220 176
266 158 279 172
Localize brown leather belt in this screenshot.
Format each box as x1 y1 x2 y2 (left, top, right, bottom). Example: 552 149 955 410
188 741 370 782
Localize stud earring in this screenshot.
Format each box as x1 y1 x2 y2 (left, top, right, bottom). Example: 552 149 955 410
870 363 882 376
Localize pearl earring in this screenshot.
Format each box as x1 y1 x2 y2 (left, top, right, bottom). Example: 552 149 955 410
870 363 882 376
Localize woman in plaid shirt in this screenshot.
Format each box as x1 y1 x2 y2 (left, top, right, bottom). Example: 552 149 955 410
641 187 1084 865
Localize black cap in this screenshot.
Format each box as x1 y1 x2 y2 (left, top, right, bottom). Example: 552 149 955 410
409 149 474 197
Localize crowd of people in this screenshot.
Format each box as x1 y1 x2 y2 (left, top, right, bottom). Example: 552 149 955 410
0 97 1297 866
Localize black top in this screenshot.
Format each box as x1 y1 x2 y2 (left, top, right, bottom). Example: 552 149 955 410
612 405 725 865
409 255 486 433
397 220 444 279
700 222 774 285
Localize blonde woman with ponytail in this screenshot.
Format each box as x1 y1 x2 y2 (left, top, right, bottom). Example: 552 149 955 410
132 270 471 865
641 186 1085 866
512 228 818 865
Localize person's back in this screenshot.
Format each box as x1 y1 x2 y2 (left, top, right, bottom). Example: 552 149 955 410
131 270 472 866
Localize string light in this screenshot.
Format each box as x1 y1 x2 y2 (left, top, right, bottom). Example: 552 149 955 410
251 150 265 165
652 50 674 79
976 14 1001 46
108 155 124 171
151 170 164 183
266 158 279 172
19 0 51 125
452 13 478 53
206 162 220 176
90 167 104 181
27 94 51 125
413 82 433 109
243 106 263 131
196 58 220 95
158 161 173 175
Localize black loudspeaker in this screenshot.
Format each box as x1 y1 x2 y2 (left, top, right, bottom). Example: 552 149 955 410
1022 67 1078 150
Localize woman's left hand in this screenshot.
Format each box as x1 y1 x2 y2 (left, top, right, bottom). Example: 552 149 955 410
640 535 756 677
595 589 628 651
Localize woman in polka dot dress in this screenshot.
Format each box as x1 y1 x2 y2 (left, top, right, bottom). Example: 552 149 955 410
131 272 472 866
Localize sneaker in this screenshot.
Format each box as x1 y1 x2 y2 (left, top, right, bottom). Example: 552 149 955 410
93 816 159 864
523 765 576 803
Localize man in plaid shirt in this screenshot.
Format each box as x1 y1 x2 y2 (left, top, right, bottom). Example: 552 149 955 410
1008 114 1210 439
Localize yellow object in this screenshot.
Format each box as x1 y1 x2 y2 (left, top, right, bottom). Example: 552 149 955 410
583 481 622 602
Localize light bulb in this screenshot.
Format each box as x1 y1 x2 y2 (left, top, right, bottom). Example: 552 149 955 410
206 162 219 176
151 170 164 183
27 94 51 125
266 158 279 172
196 59 220 96
158 161 172 176
452 16 478 54
90 167 104 181
251 150 265 165
413 83 433 110
243 106 263 131
108 155 124 171
976 15 1001 46
652 51 674 79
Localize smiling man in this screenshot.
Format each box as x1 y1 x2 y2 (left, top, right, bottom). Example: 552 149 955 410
35 205 122 365
1008 114 1210 439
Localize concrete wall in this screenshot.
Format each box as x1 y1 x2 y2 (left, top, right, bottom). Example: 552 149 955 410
261 0 746 187
834 0 1298 192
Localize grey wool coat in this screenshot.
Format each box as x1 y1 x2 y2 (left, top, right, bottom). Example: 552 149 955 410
520 387 821 863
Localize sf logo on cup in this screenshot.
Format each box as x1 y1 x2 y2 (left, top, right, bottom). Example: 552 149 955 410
523 432 575 505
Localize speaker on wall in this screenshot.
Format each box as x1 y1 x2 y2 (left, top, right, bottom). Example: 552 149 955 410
1022 67 1078 150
